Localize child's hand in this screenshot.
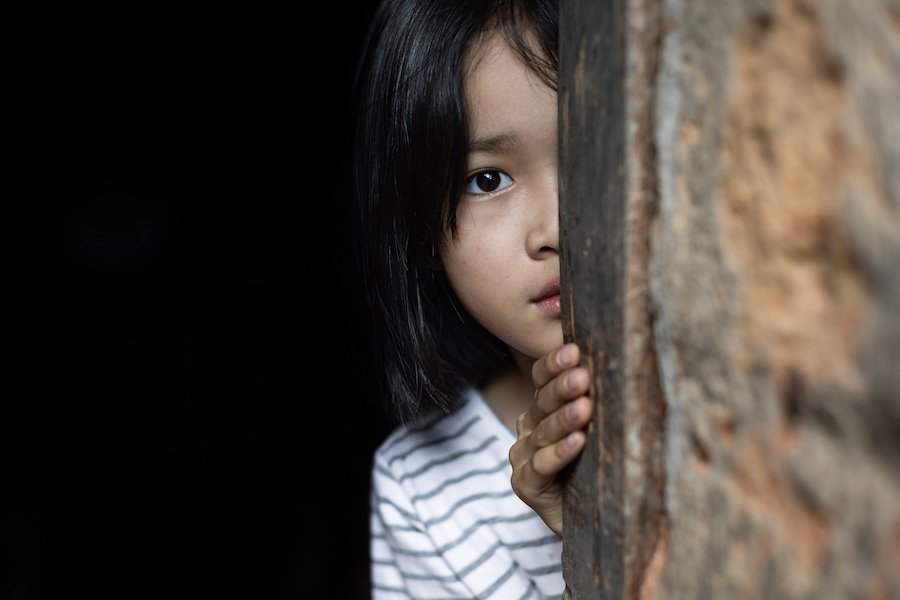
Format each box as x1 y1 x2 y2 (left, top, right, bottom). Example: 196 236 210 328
509 343 592 536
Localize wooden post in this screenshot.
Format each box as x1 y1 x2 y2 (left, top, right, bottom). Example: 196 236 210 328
559 0 667 597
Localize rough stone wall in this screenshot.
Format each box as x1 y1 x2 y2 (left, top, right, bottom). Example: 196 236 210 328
648 0 900 597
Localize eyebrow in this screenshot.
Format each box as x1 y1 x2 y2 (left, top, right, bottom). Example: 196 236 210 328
468 133 521 155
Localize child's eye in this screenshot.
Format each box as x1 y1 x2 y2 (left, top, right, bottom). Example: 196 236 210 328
464 169 513 195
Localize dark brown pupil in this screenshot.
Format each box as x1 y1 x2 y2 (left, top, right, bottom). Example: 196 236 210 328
476 171 500 192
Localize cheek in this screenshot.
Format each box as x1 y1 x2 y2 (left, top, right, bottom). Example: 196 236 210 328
453 210 520 266
441 202 523 301
446 232 513 283
443 239 519 324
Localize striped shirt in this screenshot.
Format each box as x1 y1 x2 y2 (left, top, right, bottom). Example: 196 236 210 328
370 388 565 599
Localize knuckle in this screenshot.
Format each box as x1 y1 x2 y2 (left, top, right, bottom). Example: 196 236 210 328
531 422 546 446
508 441 520 463
555 439 570 460
510 469 526 495
516 412 528 432
531 452 551 477
553 374 568 399
556 408 571 434
536 390 554 416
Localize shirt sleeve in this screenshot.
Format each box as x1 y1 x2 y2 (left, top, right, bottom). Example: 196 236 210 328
370 454 475 599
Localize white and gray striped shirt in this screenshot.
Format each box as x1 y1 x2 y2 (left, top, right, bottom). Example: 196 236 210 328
370 388 564 599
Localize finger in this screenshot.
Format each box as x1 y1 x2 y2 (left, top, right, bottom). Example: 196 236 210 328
530 430 586 478
509 443 556 498
532 343 580 389
511 396 592 469
526 366 590 427
511 430 587 498
529 396 593 450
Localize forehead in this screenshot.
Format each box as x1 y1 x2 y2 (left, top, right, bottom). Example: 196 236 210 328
463 32 556 141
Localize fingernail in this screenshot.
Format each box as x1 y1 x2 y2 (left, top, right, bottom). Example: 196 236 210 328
564 432 580 449
566 402 578 421
557 345 575 367
565 371 580 390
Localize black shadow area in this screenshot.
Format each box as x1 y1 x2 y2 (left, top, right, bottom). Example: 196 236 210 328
3 5 390 600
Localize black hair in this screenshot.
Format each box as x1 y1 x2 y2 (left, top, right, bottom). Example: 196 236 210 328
350 0 559 425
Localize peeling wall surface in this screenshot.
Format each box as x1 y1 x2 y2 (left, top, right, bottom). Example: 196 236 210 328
648 0 900 597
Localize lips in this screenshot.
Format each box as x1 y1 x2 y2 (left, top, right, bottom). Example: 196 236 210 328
531 277 561 314
531 277 560 302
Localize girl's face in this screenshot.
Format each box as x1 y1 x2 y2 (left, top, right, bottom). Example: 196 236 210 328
441 32 561 368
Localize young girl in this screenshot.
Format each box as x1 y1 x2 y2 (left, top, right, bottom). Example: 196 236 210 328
351 0 593 597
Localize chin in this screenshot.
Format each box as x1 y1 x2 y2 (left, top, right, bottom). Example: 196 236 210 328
515 336 566 364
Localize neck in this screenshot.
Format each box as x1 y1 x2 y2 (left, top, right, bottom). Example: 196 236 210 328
481 351 536 432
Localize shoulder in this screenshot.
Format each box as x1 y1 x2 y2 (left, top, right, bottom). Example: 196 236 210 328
375 390 502 465
373 389 508 480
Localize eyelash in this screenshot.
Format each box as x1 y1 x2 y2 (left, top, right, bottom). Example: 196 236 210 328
464 169 514 196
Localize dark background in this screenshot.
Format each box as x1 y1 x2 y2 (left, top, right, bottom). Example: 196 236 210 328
4 5 393 599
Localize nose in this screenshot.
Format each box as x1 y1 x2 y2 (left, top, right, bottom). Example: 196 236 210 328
525 167 559 259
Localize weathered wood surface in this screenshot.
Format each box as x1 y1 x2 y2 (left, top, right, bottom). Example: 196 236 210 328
559 0 667 597
560 0 900 597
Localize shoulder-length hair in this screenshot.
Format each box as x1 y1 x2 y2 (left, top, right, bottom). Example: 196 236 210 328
351 0 558 425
